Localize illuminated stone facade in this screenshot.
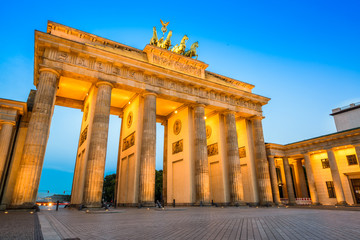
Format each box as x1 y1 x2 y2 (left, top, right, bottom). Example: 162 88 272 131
266 128 360 206
0 22 274 209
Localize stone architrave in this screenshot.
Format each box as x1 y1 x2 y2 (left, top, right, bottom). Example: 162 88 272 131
251 117 273 205
139 92 157 206
193 104 210 205
224 111 244 204
282 157 296 205
82 81 113 207
11 68 59 207
303 153 320 205
267 155 281 205
326 149 347 205
0 122 15 181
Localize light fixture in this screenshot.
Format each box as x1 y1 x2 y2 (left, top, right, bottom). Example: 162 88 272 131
175 110 178 114
204 116 207 120
128 101 131 105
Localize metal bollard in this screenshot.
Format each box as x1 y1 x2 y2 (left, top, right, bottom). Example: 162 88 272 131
211 200 214 206
173 199 175 208
56 201 59 211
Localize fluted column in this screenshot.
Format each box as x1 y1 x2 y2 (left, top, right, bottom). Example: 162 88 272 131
267 156 280 205
194 104 210 204
303 153 320 205
0 122 15 181
224 112 244 204
139 92 157 206
282 157 296 205
11 68 59 207
162 120 168 205
251 117 273 205
82 81 113 207
326 148 347 205
354 145 360 167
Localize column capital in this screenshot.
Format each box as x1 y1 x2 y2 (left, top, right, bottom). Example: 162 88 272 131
191 103 206 109
0 120 16 126
39 67 61 78
250 115 264 121
142 91 157 97
95 81 114 88
267 155 275 159
221 109 236 115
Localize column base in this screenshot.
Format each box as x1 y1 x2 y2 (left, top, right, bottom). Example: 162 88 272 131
230 201 247 206
194 201 211 206
311 202 321 206
139 201 155 207
83 203 102 208
336 201 347 206
260 201 275 207
8 202 37 209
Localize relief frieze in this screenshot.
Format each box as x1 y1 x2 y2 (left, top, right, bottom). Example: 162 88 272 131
172 139 183 154
207 143 218 157
50 49 262 112
123 132 135 151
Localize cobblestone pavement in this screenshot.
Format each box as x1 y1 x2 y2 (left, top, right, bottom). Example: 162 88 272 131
36 206 360 240
0 211 43 240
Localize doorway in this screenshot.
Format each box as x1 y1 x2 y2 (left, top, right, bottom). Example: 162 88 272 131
351 179 360 204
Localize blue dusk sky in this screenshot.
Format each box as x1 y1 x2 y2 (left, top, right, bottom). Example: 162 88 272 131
1 1 359 195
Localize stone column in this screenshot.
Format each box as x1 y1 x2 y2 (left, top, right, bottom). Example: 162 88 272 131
267 155 281 205
251 117 273 205
0 122 15 181
11 68 59 207
162 120 168 206
139 92 157 206
194 104 210 205
224 111 244 204
294 159 309 198
282 157 296 205
326 148 347 205
303 153 320 205
82 81 113 207
354 145 360 167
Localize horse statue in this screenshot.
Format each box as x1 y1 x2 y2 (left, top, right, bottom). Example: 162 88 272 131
159 30 172 50
184 41 199 59
150 26 158 46
171 35 189 55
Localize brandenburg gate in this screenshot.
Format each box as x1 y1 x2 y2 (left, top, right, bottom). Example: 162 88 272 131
0 21 274 209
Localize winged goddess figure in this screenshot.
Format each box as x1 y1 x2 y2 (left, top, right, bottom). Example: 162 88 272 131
160 19 170 36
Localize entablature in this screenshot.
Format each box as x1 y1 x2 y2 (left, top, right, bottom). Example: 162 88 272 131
34 29 270 117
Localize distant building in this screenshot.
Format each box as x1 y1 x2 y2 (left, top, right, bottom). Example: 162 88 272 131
266 103 360 206
331 102 360 132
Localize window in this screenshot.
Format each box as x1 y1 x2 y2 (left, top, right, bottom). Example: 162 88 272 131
321 158 330 169
326 181 336 198
346 154 358 166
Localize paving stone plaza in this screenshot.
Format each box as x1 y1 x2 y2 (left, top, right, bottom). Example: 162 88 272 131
1 207 360 239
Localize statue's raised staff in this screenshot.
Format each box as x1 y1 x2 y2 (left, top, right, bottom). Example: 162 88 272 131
171 35 188 55
158 30 172 50
184 41 199 59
